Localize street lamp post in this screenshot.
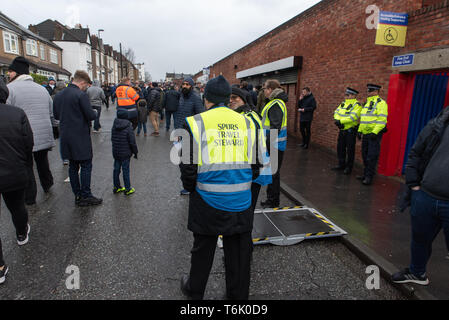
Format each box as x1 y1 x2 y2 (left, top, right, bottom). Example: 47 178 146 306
98 29 104 83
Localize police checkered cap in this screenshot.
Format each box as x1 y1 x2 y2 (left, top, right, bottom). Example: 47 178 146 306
346 87 359 95
367 84 382 91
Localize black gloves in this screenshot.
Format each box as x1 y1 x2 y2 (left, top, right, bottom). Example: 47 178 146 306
133 154 138 159
334 120 343 130
357 132 362 140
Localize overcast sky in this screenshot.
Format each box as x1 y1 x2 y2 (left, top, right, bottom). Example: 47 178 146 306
2 0 321 81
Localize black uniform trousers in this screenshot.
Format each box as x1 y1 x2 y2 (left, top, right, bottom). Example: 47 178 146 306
25 149 54 204
189 232 252 300
337 128 357 170
266 150 284 206
361 133 383 179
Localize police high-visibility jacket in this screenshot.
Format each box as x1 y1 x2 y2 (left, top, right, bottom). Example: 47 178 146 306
186 105 257 212
333 99 362 130
116 85 139 107
261 98 288 151
240 108 272 186
358 95 388 135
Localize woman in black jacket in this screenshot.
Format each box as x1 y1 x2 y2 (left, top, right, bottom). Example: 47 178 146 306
0 77 34 284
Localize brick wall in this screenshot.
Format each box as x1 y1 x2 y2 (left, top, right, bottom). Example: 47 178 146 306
207 0 449 162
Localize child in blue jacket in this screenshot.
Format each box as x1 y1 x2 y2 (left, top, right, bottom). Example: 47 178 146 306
111 113 138 195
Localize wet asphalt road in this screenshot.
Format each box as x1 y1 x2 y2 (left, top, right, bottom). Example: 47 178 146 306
281 139 449 299
0 106 406 300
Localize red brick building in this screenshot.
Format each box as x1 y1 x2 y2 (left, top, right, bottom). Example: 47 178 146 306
200 0 449 176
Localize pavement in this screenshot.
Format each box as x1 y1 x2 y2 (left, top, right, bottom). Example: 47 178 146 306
0 106 407 300
280 138 449 299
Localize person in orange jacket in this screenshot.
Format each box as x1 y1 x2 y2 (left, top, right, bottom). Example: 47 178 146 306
115 77 139 130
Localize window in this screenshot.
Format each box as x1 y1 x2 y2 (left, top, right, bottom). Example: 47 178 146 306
95 52 99 66
86 47 91 62
50 49 58 64
40 45 45 60
37 70 56 79
26 39 38 56
3 31 19 54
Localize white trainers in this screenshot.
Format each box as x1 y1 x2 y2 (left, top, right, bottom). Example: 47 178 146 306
0 266 8 284
17 224 30 246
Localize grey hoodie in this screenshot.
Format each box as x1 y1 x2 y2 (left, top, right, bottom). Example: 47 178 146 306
87 80 105 107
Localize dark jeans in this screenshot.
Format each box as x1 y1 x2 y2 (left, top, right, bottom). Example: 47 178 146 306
137 122 147 134
300 121 312 145
113 158 131 190
25 149 54 204
361 133 383 179
92 105 102 131
337 128 357 170
410 189 449 276
69 159 93 199
266 150 284 205
165 110 176 130
188 232 252 300
0 189 29 266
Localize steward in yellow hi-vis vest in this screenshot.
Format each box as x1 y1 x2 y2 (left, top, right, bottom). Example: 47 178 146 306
179 75 260 300
259 80 288 208
357 83 388 186
332 87 362 175
230 86 272 213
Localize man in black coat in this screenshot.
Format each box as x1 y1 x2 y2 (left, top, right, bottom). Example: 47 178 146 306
53 71 102 207
297 87 317 149
163 85 180 130
393 106 449 285
147 82 162 136
0 77 34 282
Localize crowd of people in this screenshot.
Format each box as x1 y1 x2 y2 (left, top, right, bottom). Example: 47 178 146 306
0 55 447 299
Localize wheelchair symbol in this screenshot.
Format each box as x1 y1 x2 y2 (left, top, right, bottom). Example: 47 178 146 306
384 27 398 43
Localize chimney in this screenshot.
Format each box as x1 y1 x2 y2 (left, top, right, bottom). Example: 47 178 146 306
74 23 82 29
54 25 63 40
28 24 38 34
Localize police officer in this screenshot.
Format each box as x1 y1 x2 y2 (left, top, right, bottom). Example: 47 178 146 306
179 75 260 300
260 79 288 208
332 88 362 175
357 84 388 185
229 87 272 212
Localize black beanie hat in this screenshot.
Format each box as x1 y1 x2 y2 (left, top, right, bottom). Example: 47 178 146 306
231 87 247 104
8 56 30 75
204 75 231 105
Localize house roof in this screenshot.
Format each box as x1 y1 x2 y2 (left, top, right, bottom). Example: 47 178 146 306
0 11 62 50
31 19 91 44
0 54 71 76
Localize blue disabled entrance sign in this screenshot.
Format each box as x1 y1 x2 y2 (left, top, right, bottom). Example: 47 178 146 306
392 54 415 67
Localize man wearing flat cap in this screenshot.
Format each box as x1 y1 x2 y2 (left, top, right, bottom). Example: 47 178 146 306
332 87 362 175
179 75 260 300
357 84 388 185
